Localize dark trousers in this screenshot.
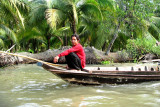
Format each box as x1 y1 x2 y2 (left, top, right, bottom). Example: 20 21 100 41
65 52 82 70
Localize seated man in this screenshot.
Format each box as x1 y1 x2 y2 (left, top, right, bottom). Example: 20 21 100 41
53 34 86 70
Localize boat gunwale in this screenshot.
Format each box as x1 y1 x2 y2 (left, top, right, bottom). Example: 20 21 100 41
46 69 160 77
42 64 160 84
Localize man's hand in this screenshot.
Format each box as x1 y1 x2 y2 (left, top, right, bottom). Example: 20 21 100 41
53 56 59 63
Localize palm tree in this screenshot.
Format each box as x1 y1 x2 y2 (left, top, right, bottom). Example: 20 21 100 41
45 0 103 34
24 0 70 50
147 1 160 41
0 0 28 51
79 0 114 49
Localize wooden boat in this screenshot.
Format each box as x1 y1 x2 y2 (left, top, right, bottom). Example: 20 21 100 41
41 63 160 85
2 51 160 85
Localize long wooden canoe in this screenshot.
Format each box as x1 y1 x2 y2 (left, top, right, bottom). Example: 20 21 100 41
41 63 160 85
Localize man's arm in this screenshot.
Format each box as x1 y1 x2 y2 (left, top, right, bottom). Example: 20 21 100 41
53 44 81 63
58 45 81 57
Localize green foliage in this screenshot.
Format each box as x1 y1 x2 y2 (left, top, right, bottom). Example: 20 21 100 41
0 0 160 55
101 60 111 65
117 50 129 62
28 49 34 53
0 39 4 48
126 38 160 60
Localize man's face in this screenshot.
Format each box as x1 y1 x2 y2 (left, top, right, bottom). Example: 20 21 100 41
71 36 79 46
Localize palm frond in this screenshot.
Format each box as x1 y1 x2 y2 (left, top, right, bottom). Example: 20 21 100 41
0 29 6 36
78 0 103 21
148 23 160 40
56 27 70 33
29 4 48 26
45 9 64 29
10 0 25 28
144 31 158 42
15 0 30 14
77 25 87 36
97 0 114 10
0 0 17 21
0 0 26 29
150 16 160 28
0 24 17 43
0 38 4 48
19 27 45 43
72 3 78 24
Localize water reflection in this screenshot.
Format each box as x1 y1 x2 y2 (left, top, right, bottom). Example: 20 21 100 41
0 64 160 107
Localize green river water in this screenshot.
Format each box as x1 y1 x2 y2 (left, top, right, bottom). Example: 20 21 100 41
0 64 160 107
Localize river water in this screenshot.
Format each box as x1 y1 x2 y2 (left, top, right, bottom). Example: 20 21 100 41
0 64 160 107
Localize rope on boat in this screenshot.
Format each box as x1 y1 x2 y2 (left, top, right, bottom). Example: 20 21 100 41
0 51 66 69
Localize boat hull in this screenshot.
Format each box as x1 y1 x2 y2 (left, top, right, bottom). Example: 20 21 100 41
42 63 160 85
50 70 160 85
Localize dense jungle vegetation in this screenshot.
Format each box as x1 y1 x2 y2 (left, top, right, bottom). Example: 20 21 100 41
0 0 160 60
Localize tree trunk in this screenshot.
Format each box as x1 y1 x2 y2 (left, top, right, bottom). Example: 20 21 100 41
64 34 68 46
133 0 137 10
71 14 77 34
37 42 39 53
47 36 51 50
72 21 76 34
56 36 63 46
10 41 13 53
33 39 36 53
105 22 120 55
0 47 112 67
102 41 107 51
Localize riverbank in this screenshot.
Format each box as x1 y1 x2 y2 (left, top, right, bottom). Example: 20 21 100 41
0 47 117 67
1 46 159 67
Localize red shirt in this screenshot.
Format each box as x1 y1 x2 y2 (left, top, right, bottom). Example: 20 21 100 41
58 43 86 68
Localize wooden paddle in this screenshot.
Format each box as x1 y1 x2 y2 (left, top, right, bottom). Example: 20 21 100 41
0 51 66 69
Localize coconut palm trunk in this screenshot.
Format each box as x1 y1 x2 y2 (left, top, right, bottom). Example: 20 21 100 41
47 36 51 50
64 34 68 46
105 22 120 55
71 19 77 34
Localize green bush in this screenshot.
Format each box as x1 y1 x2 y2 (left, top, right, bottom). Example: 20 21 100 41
28 49 34 53
126 38 160 60
117 50 129 62
101 61 111 65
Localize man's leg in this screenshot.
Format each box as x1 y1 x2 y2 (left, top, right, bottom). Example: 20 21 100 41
65 52 82 70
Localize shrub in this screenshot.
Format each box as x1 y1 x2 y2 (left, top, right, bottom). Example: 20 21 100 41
101 61 111 65
117 50 129 62
126 38 160 60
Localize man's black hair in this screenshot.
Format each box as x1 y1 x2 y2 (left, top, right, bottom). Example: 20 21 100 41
71 34 80 41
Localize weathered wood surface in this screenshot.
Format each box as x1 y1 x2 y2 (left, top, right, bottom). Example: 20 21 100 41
42 63 160 85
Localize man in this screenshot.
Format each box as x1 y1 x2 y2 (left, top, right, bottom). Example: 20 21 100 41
54 34 86 71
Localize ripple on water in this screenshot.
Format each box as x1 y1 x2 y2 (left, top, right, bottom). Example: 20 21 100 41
52 98 72 106
137 94 151 98
18 103 51 107
155 99 160 103
144 82 160 88
79 101 102 107
0 91 7 94
154 90 160 95
17 98 43 101
143 102 159 107
96 89 122 95
84 96 112 100
11 85 24 92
